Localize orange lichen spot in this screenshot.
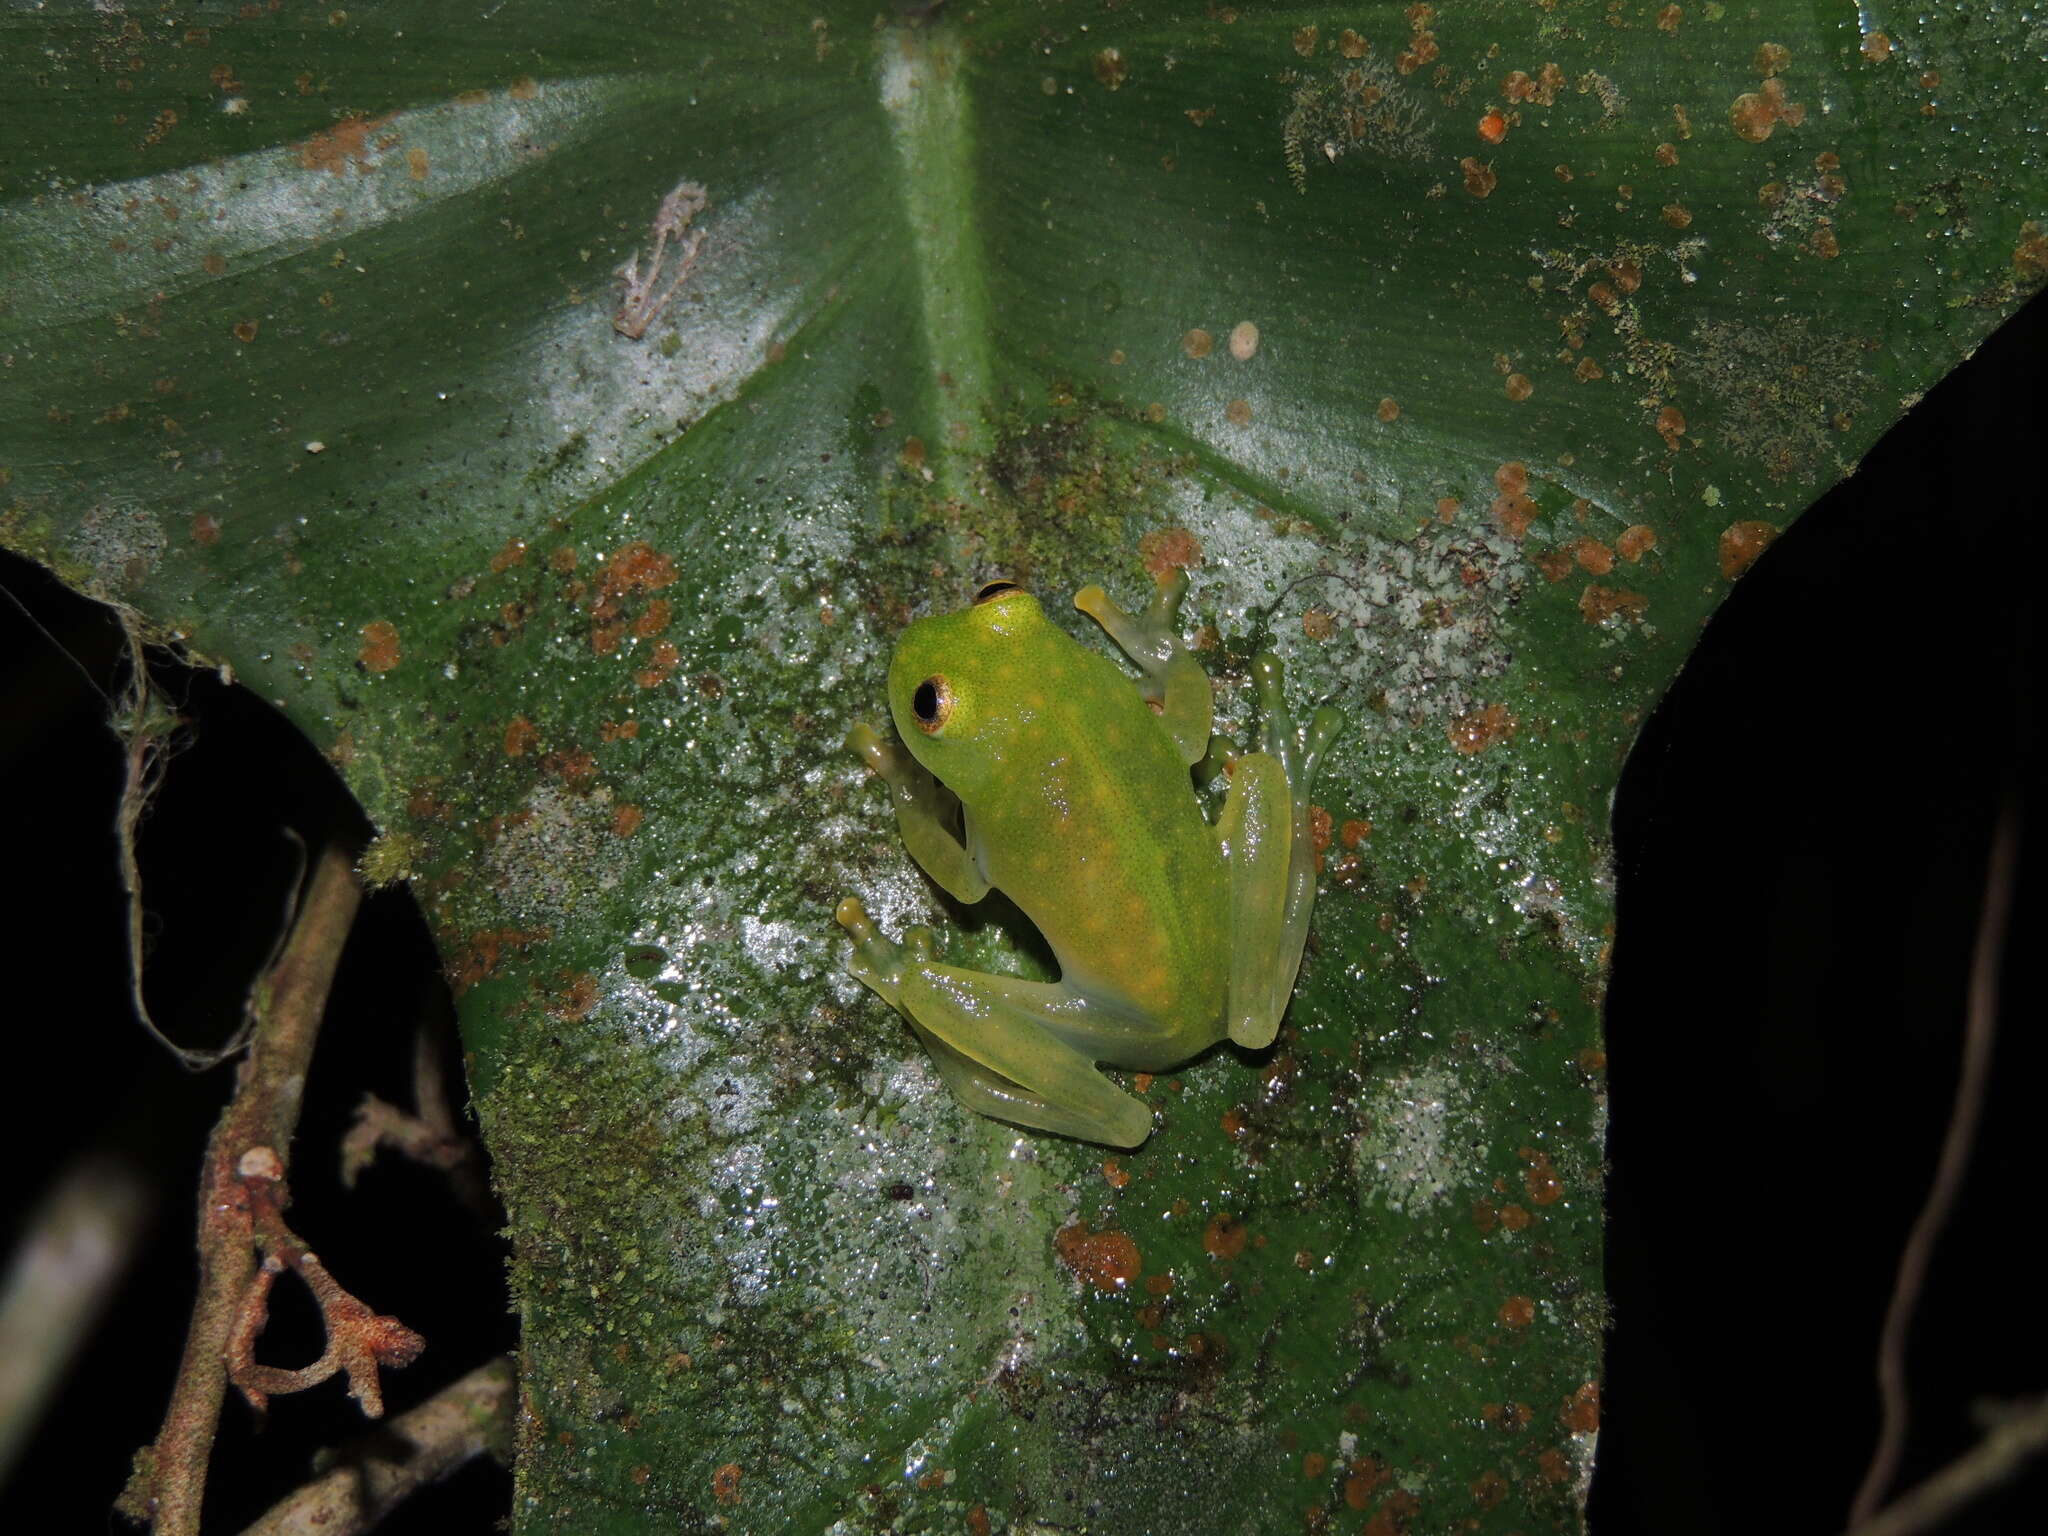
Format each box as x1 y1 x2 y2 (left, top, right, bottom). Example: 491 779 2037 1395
1054 1220 1142 1291
635 640 681 689
1655 142 1679 167
1495 461 1528 496
1144 401 1167 423
297 113 394 176
1564 1380 1600 1433
405 145 429 181
507 75 539 100
1472 1469 1509 1508
1181 327 1214 359
1920 69 1942 89
1498 1295 1536 1329
1753 42 1790 77
1396 9 1438 75
1203 1212 1248 1261
1344 1456 1386 1508
190 512 221 545
1092 47 1128 89
1435 496 1459 523
1660 201 1693 229
1574 357 1605 383
1616 525 1657 562
1501 70 1535 103
1470 1197 1500 1234
1101 1158 1131 1189
1859 31 1892 63
899 435 926 470
1365 1489 1422 1534
1133 1072 1154 1095
1730 77 1803 143
1185 106 1214 127
1655 405 1687 448
1522 1148 1564 1205
1339 819 1372 849
1308 804 1333 852
1138 526 1203 577
1572 537 1615 575
632 598 673 639
1657 4 1682 31
549 545 578 574
1719 520 1779 579
1533 548 1574 583
2015 222 2048 282
232 318 259 343
1459 156 1498 198
1504 373 1533 402
358 620 401 673
1219 1106 1249 1139
1500 1203 1533 1231
490 537 527 574
964 1508 991 1536
1143 1272 1175 1297
1301 607 1338 642
599 541 677 600
552 972 599 1022
599 719 641 744
1810 221 1840 260
1579 585 1648 624
1303 1451 1329 1478
1539 1446 1571 1482
1228 320 1260 360
1224 398 1253 425
1374 396 1401 423
1447 702 1516 755
1492 492 1537 541
1339 29 1368 58
611 804 644 837
1477 110 1508 145
504 716 539 757
589 621 625 657
1292 26 1318 58
711 1462 742 1505
543 747 598 789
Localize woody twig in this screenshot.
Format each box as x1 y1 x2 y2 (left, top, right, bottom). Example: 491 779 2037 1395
121 843 424 1536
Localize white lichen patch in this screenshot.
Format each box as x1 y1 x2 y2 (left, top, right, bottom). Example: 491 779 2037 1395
479 781 627 927
66 501 167 595
5 76 611 334
1352 1064 1486 1213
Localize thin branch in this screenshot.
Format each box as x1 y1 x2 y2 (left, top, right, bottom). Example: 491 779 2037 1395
1844 1394 2048 1536
123 841 426 1536
234 1356 515 1536
1848 798 2021 1525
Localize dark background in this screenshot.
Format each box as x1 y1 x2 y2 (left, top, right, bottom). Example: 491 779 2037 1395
1 291 2039 1533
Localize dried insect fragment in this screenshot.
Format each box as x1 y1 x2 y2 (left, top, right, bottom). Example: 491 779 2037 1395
614 179 708 340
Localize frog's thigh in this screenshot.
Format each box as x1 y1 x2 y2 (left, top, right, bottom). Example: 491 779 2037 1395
848 723 988 903
894 966 1154 1147
1216 751 1297 1050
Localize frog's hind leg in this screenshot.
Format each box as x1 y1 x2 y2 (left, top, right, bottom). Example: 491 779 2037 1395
1254 653 1345 950
1074 573 1213 766
835 898 1154 1147
1213 655 1345 1050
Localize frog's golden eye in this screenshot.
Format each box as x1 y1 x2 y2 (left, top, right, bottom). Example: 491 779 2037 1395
974 579 1023 604
911 675 953 733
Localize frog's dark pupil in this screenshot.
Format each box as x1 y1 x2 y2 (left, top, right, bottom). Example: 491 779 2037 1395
914 680 941 723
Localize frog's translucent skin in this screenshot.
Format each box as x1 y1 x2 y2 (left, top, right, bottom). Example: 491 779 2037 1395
837 575 1341 1148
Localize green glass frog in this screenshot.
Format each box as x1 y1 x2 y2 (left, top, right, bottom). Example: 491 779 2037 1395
836 574 1342 1147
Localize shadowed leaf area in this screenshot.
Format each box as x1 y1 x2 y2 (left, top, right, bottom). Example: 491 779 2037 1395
3 3 2041 1531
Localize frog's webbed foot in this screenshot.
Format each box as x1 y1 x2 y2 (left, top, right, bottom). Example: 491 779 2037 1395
846 724 989 904
833 898 1154 1148
1074 573 1213 766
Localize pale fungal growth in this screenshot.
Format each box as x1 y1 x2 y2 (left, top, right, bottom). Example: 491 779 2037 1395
614 178 709 340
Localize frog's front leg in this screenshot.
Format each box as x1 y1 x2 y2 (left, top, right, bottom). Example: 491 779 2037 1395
1074 571 1213 766
1214 654 1345 1049
835 899 1155 1147
846 723 988 904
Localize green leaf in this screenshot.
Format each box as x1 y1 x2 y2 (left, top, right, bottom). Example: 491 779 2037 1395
4 3 2041 1530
